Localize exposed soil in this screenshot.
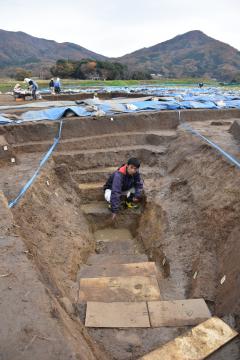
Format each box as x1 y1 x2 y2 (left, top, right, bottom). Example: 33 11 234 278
0 105 240 359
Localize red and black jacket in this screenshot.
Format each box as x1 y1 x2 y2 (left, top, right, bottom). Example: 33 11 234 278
103 164 143 213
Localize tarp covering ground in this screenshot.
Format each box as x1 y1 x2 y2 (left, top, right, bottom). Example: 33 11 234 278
1 87 240 124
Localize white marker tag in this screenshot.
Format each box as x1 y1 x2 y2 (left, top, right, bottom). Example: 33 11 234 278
193 271 198 279
220 275 226 285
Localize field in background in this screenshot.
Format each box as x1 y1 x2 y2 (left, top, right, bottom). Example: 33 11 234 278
1 78 240 93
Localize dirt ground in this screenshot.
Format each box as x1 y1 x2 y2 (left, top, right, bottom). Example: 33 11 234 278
0 103 240 359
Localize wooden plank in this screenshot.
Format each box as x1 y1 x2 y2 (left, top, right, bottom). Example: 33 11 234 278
148 299 211 327
79 275 161 302
86 253 148 265
79 262 158 278
139 317 238 360
85 301 150 328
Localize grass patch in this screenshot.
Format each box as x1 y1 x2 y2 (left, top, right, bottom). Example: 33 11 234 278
1 78 240 92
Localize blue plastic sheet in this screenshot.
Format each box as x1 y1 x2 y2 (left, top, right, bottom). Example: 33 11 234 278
0 101 76 111
224 100 240 108
125 101 167 111
1 86 240 125
180 101 218 109
165 102 181 110
0 115 12 124
19 106 92 122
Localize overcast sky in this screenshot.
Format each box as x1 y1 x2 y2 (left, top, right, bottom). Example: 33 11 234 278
0 0 239 57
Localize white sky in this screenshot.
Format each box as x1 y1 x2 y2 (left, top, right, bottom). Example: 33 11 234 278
0 0 239 57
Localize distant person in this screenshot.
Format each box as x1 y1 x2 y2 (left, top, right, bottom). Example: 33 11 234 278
13 83 26 99
24 78 38 100
54 77 61 94
49 78 55 94
199 82 204 88
103 157 144 220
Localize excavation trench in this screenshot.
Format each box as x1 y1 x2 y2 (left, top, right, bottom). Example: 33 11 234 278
0 111 240 359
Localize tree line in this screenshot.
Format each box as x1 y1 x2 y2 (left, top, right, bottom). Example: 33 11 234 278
50 59 152 80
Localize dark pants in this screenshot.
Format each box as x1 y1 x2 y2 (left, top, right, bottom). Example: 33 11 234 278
32 88 37 100
54 86 61 94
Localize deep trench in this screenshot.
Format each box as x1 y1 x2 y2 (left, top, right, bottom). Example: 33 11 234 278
1 112 240 359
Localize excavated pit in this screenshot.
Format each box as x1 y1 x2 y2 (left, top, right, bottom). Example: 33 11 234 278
0 108 240 359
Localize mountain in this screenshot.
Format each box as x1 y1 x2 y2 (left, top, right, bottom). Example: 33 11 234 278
0 29 106 69
0 29 240 80
117 30 240 80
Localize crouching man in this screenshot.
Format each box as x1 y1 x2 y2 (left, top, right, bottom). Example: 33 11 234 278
103 157 143 220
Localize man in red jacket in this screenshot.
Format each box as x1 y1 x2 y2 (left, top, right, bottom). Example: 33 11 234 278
103 157 143 220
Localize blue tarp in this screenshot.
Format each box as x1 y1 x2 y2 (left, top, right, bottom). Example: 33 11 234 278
1 86 240 125
0 115 12 124
37 84 240 100
0 101 76 111
165 102 181 110
19 106 92 121
224 100 240 108
180 101 218 109
124 101 168 111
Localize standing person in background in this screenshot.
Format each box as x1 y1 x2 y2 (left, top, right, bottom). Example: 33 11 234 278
49 78 55 94
24 78 38 100
54 77 61 94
